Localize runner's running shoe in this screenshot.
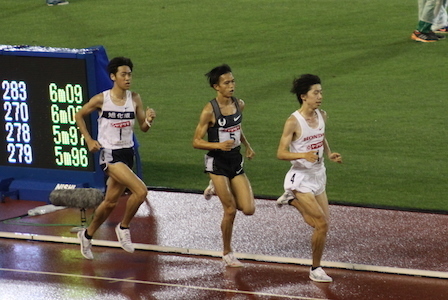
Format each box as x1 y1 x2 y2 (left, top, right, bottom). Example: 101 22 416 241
78 229 93 260
203 180 215 200
115 224 135 253
223 252 243 267
276 191 295 205
309 267 333 283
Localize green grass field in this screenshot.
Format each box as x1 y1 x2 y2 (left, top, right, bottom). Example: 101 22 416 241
2 0 447 211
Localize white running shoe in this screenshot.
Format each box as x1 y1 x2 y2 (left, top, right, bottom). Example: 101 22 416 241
203 180 215 200
222 252 243 267
276 191 295 205
78 229 93 260
309 267 333 282
115 224 135 253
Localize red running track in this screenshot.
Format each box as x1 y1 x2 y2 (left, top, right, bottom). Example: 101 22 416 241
0 190 447 299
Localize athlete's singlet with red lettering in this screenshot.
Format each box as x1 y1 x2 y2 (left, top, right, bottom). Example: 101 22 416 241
97 90 135 149
207 97 242 150
204 97 244 178
289 109 325 171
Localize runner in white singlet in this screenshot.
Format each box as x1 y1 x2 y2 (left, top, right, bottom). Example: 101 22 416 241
277 74 342 283
75 57 156 260
97 89 135 150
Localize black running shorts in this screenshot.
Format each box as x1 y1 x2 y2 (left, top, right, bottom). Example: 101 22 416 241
204 147 244 179
99 147 134 171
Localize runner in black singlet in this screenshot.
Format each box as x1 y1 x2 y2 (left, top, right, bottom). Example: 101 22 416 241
193 64 255 267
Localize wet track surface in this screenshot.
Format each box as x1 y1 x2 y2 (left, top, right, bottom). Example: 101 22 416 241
1 190 447 299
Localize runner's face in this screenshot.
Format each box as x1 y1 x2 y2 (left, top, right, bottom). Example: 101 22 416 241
111 65 132 90
302 84 322 108
214 73 235 98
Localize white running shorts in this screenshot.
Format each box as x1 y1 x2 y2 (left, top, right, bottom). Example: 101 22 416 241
283 167 326 196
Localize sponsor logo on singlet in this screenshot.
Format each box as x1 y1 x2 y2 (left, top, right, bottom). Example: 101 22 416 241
303 133 324 142
218 118 226 127
102 111 135 120
307 141 323 150
112 121 131 128
221 124 241 133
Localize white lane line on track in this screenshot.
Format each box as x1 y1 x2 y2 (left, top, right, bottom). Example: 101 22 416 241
1 231 447 279
0 268 328 300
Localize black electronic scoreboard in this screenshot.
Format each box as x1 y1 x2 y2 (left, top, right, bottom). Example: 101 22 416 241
0 45 112 201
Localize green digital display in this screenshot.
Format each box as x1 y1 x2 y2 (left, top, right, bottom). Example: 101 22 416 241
0 55 95 171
